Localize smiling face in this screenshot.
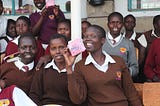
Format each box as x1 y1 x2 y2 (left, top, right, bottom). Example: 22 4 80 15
34 0 46 10
83 26 105 53
50 38 67 63
18 36 37 64
108 13 123 38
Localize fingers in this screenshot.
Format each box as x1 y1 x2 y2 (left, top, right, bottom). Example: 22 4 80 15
36 61 42 71
41 8 48 17
36 55 52 71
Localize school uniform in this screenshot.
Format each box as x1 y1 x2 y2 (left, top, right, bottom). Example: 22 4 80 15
103 32 138 77
123 31 142 48
68 51 142 106
144 38 160 80
29 60 76 106
29 7 65 45
137 29 160 81
0 85 37 106
0 58 36 95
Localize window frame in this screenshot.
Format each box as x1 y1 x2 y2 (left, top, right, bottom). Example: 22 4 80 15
2 0 70 16
128 0 160 12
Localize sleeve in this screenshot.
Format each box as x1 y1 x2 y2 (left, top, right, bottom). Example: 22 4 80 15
144 40 156 79
121 59 142 106
29 14 36 28
13 87 37 106
67 63 87 104
35 40 44 63
29 69 44 106
128 41 139 77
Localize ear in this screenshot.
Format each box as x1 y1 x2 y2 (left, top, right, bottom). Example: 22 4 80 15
101 37 106 44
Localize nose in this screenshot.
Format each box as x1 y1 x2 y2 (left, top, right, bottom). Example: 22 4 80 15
56 48 60 53
60 30 65 35
25 47 31 52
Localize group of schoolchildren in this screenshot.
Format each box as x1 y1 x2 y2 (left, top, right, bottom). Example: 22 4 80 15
0 0 160 106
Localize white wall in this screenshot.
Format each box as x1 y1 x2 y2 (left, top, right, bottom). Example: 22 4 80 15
115 0 160 17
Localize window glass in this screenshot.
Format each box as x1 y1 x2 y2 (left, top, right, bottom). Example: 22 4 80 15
2 0 35 15
128 0 160 11
2 0 12 15
55 0 70 12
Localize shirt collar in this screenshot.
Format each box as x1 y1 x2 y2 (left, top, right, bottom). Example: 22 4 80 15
12 36 20 45
151 30 160 38
85 51 116 65
108 32 122 43
123 31 136 40
36 6 45 13
7 35 14 41
45 59 67 73
14 58 34 72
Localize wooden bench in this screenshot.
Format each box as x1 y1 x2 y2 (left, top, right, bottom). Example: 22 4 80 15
134 83 160 106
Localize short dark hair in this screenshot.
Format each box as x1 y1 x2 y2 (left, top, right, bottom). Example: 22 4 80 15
124 14 136 22
49 34 68 45
58 19 71 29
89 25 106 38
16 16 31 26
82 20 91 26
153 15 160 25
108 12 123 22
18 32 36 47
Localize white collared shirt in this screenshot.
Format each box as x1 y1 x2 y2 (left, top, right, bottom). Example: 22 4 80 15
7 35 14 41
13 87 37 106
12 35 20 45
151 30 160 38
137 30 159 48
14 58 34 72
123 31 136 40
107 32 122 44
85 51 116 72
35 6 45 13
45 59 67 73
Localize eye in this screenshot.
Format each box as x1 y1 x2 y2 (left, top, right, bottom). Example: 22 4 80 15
50 47 56 51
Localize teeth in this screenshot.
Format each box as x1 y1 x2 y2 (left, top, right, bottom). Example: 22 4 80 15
25 55 31 58
37 3 41 6
113 28 118 31
56 55 62 59
86 43 92 46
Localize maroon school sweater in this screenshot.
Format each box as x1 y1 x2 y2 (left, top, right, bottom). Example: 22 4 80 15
144 38 160 80
0 85 15 106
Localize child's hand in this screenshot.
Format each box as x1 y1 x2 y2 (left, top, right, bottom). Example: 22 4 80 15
36 55 52 71
41 8 48 17
53 5 59 17
63 48 76 68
